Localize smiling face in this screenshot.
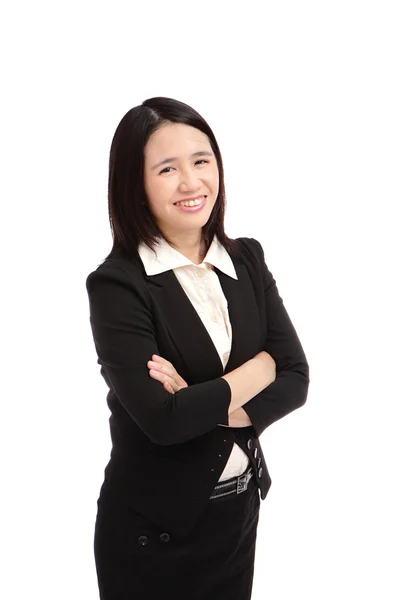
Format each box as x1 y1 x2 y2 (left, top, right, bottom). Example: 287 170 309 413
143 122 219 244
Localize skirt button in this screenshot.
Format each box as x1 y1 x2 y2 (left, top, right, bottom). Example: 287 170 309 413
160 532 171 543
138 535 148 546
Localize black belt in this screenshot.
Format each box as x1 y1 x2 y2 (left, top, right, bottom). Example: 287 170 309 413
209 467 254 500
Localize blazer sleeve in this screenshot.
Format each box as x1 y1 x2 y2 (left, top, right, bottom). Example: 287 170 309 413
240 238 310 438
85 264 231 446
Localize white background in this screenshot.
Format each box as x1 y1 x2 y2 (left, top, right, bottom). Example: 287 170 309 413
2 1 405 598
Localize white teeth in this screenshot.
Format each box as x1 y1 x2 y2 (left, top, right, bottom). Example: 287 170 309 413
175 197 204 207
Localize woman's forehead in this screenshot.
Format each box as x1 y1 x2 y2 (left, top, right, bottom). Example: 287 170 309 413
147 123 208 150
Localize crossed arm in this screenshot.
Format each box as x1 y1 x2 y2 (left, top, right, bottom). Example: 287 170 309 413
146 237 309 436
87 238 308 443
146 353 275 428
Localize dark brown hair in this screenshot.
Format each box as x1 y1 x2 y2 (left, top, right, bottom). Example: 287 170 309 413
103 96 239 262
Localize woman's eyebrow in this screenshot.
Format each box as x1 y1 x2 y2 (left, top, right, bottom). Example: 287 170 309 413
151 151 213 170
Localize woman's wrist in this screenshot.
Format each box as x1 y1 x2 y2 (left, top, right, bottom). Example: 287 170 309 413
221 351 276 414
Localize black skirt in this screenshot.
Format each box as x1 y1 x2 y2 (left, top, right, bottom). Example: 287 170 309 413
94 463 261 599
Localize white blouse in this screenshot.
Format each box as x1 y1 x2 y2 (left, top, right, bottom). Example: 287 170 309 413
138 234 250 481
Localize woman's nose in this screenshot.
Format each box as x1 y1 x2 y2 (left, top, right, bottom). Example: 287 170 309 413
178 168 200 190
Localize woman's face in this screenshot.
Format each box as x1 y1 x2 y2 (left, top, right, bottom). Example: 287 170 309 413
143 122 219 241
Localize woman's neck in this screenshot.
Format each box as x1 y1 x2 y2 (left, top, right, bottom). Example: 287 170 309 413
169 234 206 264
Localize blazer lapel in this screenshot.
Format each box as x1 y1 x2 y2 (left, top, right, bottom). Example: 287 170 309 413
143 255 261 384
213 262 261 373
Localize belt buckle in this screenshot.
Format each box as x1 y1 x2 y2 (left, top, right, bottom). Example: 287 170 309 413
236 469 252 494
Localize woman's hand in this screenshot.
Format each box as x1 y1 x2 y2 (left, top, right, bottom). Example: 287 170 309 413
147 354 189 393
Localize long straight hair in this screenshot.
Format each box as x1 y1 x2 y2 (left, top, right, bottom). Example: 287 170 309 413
103 97 239 262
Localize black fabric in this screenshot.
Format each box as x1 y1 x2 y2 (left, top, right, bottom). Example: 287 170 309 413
85 236 310 538
94 464 261 600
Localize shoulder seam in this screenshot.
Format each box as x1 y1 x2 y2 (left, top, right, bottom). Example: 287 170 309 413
91 259 145 283
235 236 262 267
85 261 150 302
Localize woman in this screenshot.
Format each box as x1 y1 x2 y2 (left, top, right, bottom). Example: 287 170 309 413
85 96 310 599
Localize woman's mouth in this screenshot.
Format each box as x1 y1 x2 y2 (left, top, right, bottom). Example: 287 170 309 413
173 196 207 212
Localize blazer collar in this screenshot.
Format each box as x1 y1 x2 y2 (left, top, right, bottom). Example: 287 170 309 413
138 234 238 280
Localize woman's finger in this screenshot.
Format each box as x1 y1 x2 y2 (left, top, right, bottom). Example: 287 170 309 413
148 368 165 384
148 362 174 382
152 354 173 369
149 369 178 392
148 360 188 389
163 381 175 394
148 360 171 375
163 375 178 392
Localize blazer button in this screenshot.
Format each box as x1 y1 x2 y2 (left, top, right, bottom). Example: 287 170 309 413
257 458 261 468
247 439 253 450
258 467 263 478
138 535 148 546
160 533 171 543
254 448 258 458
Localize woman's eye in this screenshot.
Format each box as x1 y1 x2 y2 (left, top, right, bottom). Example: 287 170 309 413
159 160 209 174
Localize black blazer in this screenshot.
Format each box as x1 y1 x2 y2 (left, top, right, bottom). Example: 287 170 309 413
85 236 310 537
